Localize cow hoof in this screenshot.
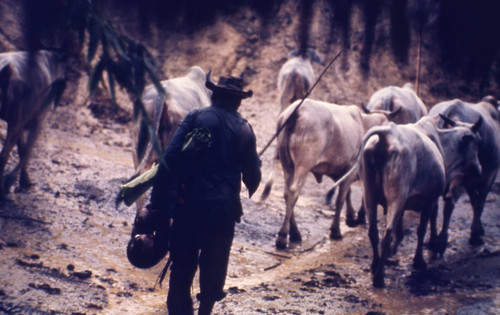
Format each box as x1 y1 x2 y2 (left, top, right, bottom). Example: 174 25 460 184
469 235 484 246
356 215 366 225
275 237 288 250
346 216 358 228
329 230 342 240
289 233 302 244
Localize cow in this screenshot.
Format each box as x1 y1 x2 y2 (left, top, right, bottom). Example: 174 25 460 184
277 48 323 113
131 66 211 210
260 98 400 249
334 83 428 223
428 96 500 251
332 114 482 287
0 50 66 201
363 83 428 124
262 48 323 207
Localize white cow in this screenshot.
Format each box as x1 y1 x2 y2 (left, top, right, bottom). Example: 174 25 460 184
429 96 500 250
131 66 212 210
333 115 482 287
277 48 323 113
261 99 400 249
364 83 428 124
0 50 66 200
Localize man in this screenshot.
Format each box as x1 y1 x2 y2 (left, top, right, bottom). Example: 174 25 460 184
150 71 261 314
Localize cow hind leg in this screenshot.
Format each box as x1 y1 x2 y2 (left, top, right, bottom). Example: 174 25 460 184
0 123 23 200
345 189 358 227
467 177 494 246
413 205 432 270
374 201 404 288
12 134 31 190
276 188 299 249
356 202 367 225
289 212 301 243
433 198 454 257
9 121 42 191
329 182 350 240
390 215 404 257
276 166 306 249
367 199 379 275
373 227 391 288
18 129 37 189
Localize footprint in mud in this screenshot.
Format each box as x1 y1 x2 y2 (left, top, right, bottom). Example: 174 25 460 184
405 267 452 296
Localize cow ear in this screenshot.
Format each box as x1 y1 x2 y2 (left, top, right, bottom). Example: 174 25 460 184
439 113 456 127
471 116 483 133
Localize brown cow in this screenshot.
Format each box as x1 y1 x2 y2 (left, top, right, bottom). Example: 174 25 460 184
428 96 500 250
0 50 66 201
261 99 400 249
334 115 481 287
131 66 211 210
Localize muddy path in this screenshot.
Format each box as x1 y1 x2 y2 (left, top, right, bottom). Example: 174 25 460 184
0 86 499 315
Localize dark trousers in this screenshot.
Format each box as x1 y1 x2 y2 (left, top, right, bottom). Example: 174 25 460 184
167 200 236 315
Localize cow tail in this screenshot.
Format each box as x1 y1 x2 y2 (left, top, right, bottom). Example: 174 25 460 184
260 108 299 202
330 126 391 190
259 147 278 202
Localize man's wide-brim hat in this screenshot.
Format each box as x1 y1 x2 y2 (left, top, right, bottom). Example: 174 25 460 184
206 71 253 99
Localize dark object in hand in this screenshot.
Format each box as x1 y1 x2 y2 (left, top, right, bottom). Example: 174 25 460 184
127 205 170 269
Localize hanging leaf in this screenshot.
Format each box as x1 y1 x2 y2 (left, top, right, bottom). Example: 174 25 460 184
107 70 116 105
40 78 67 111
88 58 105 96
87 16 100 63
133 49 145 95
144 56 165 96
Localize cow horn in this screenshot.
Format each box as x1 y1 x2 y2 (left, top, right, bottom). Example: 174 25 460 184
389 106 402 119
239 72 245 79
361 102 370 114
205 70 216 90
439 114 456 127
472 116 483 133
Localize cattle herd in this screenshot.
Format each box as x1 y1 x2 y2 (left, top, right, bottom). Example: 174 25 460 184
0 48 499 289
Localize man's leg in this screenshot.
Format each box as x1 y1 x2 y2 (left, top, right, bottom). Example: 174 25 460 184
167 219 199 315
197 214 235 315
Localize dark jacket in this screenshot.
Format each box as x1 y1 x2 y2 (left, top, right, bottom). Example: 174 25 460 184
151 102 261 220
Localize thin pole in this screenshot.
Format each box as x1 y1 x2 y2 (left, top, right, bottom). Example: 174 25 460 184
258 50 342 156
415 23 422 96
